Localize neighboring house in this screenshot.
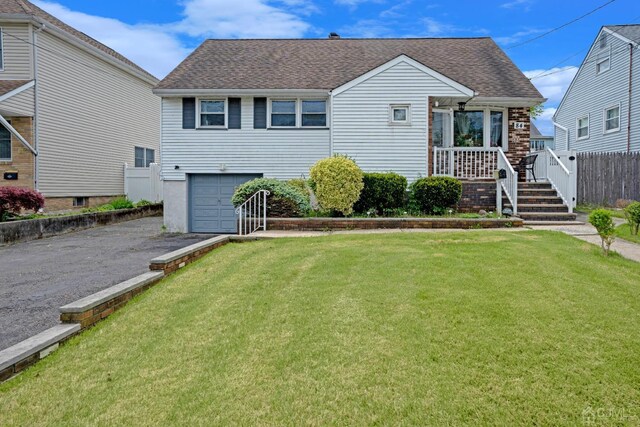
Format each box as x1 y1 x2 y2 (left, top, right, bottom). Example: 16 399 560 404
530 122 555 151
154 36 545 233
0 0 160 210
554 25 639 153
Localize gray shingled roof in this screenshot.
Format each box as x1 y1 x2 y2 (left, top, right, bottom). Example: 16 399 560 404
156 38 543 98
606 24 640 44
0 0 157 81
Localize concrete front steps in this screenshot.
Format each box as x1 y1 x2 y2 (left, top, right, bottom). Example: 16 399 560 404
506 182 577 222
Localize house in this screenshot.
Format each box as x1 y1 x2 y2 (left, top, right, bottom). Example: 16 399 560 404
530 122 555 151
154 35 578 234
554 25 639 153
0 0 160 210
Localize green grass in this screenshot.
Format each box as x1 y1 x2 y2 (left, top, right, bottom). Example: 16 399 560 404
576 203 627 219
1 231 640 425
615 223 640 244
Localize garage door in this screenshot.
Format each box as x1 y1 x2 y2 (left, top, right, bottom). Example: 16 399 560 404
189 174 261 233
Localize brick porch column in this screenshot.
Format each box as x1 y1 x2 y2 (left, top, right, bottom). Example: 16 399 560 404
506 107 531 181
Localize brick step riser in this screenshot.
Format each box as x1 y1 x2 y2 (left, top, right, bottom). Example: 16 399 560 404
519 190 558 197
519 214 577 221
516 206 569 213
518 183 553 189
517 197 564 204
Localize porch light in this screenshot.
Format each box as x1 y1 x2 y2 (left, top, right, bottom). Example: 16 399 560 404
458 102 466 112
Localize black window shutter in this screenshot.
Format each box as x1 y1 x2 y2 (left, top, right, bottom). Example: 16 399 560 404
253 97 267 129
182 98 196 129
228 98 241 129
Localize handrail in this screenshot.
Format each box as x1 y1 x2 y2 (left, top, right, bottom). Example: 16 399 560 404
542 147 575 212
497 148 518 215
235 190 270 235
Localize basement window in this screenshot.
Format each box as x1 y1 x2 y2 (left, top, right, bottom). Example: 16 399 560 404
73 197 88 207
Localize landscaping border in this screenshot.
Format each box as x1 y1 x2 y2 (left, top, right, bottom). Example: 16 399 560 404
0 204 163 245
267 217 522 231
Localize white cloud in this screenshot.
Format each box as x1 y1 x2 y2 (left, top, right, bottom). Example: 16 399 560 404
32 0 314 78
524 66 578 105
340 19 395 38
494 28 547 45
501 0 534 11
533 107 557 135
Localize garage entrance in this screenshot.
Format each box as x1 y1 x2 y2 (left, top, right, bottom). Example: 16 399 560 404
189 174 261 233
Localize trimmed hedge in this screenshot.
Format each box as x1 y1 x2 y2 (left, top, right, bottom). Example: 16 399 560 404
354 172 407 214
409 176 462 214
309 155 364 216
232 178 311 218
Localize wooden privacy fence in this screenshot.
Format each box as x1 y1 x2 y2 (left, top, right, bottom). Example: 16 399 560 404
577 152 640 206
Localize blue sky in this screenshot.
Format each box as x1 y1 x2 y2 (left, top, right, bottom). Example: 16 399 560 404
32 0 640 134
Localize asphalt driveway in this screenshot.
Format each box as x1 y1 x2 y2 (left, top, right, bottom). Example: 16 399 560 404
0 216 211 351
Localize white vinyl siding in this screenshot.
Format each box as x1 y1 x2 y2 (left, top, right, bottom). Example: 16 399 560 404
332 60 470 182
161 96 330 181
0 86 34 116
555 29 639 152
0 23 33 79
35 31 160 197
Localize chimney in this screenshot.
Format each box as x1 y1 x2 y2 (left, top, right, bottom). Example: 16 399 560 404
328 32 341 39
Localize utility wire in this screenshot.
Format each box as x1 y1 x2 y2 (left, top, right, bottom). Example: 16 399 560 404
505 0 617 50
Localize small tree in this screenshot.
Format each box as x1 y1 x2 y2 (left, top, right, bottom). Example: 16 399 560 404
309 155 363 216
589 209 616 255
625 201 640 236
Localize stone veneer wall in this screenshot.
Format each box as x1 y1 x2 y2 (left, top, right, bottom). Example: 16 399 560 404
506 107 531 181
0 117 35 189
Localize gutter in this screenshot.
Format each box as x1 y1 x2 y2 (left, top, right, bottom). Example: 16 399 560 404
152 88 331 97
0 114 37 155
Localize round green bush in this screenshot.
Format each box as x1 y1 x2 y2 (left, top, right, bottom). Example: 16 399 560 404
232 178 310 217
309 155 364 216
624 201 640 235
409 176 462 214
354 172 407 214
589 209 616 255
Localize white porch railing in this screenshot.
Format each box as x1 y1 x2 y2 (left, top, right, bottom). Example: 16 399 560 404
531 148 576 212
497 149 518 215
433 147 499 179
236 190 269 235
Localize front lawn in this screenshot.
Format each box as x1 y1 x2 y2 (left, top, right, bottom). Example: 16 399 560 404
1 231 639 425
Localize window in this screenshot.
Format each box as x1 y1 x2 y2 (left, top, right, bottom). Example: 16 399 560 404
0 123 10 160
489 111 504 147
135 146 155 167
599 33 608 49
270 100 296 127
199 99 225 127
390 105 410 125
577 115 589 140
454 111 484 147
604 105 620 133
73 197 88 207
596 56 610 74
301 100 327 127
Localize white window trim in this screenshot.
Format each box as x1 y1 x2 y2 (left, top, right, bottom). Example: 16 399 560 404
0 119 11 162
197 98 228 129
603 103 621 134
576 114 590 141
596 52 611 75
267 98 329 129
452 107 509 151
389 104 411 126
0 28 4 72
134 146 155 168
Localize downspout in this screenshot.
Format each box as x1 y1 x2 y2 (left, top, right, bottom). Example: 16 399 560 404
627 42 633 153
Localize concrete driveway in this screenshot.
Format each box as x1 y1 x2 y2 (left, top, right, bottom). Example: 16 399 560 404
0 216 211 351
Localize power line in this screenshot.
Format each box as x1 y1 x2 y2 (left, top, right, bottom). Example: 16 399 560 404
505 0 617 50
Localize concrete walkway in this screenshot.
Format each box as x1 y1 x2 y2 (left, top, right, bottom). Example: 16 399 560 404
0 217 211 351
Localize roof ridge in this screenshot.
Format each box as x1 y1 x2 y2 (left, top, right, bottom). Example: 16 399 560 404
203 37 493 41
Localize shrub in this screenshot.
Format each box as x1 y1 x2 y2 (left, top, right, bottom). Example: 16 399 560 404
309 155 364 216
232 178 310 217
286 179 311 202
0 186 45 221
110 198 134 210
96 204 115 212
589 209 616 255
409 176 462 214
135 199 153 207
354 172 407 215
625 201 640 236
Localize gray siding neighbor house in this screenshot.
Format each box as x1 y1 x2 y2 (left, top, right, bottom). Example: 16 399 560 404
0 0 160 210
155 36 544 233
554 25 640 153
